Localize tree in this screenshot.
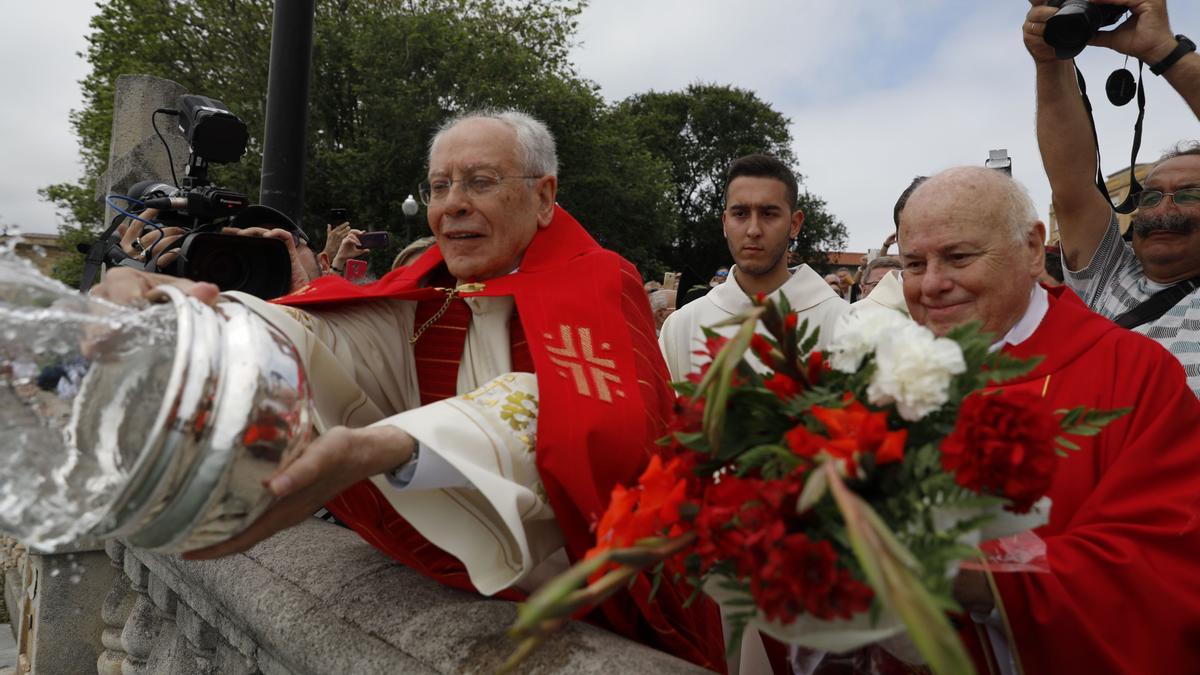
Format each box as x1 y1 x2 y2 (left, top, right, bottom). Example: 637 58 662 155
45 3 842 288
614 84 847 285
44 0 679 283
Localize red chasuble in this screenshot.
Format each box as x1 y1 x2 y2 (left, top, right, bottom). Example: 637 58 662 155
274 206 726 672
966 286 1200 674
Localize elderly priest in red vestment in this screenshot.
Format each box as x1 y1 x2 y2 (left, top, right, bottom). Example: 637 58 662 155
882 165 1200 674
90 110 725 671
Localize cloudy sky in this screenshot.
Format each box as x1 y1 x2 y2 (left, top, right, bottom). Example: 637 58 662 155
3 1 1199 251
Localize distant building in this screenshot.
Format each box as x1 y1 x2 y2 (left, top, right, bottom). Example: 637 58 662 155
0 232 69 278
812 250 867 277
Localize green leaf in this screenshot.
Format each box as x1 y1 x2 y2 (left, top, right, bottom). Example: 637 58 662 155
1055 436 1080 451
825 465 977 675
700 310 762 454
797 466 829 513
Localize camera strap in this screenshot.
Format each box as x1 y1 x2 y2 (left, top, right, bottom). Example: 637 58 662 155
1112 275 1200 330
78 213 128 294
1074 62 1146 214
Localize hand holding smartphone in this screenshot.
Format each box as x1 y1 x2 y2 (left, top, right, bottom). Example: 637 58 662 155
356 231 391 249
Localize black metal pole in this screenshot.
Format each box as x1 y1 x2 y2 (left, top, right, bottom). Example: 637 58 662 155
259 0 315 228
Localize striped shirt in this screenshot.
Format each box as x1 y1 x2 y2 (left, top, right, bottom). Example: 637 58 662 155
1063 213 1200 397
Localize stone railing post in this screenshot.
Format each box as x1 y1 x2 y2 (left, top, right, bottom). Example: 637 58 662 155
94 74 189 224
97 540 134 675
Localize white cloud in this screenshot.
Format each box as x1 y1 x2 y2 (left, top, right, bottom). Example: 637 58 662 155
573 1 1200 251
0 0 95 234
5 0 1199 252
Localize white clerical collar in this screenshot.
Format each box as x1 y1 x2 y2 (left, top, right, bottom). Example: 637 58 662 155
989 285 1049 353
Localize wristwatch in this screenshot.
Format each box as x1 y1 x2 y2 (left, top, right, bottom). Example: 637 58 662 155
1151 34 1196 76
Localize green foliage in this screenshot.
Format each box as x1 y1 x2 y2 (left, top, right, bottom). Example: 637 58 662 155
49 2 849 288
52 225 98 289
614 83 848 281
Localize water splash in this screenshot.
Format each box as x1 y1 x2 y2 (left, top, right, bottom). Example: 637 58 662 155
0 248 176 551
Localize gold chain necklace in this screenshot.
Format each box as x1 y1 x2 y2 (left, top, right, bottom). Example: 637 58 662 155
409 283 486 344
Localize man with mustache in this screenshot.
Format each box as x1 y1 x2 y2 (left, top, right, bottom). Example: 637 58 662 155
1025 0 1200 395
658 154 847 380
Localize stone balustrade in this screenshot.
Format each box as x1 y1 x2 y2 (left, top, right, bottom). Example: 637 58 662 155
3 520 709 674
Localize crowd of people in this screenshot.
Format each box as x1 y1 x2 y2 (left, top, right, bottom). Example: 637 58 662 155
88 0 1200 673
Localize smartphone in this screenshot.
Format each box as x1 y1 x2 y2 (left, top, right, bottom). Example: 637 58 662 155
344 258 368 283
357 231 391 249
662 272 680 291
328 208 350 225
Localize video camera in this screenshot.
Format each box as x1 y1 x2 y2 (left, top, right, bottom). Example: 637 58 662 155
81 95 298 300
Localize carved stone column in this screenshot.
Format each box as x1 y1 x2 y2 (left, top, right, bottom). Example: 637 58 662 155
98 540 135 675
119 552 162 675
175 602 217 667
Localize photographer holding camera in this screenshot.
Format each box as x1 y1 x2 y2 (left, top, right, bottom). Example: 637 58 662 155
116 207 323 298
1027 0 1200 396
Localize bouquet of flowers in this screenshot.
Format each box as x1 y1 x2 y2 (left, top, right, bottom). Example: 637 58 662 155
506 298 1126 674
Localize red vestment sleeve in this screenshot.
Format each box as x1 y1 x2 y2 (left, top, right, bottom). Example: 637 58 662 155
988 308 1200 674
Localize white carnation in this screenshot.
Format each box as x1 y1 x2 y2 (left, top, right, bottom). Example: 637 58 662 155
867 323 966 421
828 307 912 373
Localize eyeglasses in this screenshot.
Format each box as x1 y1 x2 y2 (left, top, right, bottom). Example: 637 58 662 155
418 174 542 205
1135 187 1200 208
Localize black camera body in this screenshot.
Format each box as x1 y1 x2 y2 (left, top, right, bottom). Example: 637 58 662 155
83 95 296 300
1045 0 1127 59
127 179 293 299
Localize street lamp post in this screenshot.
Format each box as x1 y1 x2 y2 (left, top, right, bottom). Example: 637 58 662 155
401 194 419 244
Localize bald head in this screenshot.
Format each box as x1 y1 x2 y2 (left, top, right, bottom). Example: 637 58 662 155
903 167 1039 246
897 166 1047 340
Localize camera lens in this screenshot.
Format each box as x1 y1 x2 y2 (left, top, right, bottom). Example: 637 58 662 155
1044 1 1128 59
197 248 250 290
176 233 291 300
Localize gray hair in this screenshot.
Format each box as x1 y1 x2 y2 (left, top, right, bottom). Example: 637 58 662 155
998 174 1039 244
1158 140 1200 163
862 255 902 281
648 289 676 312
430 109 559 177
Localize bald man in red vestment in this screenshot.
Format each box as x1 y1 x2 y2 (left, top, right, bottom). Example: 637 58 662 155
91 110 725 671
894 166 1200 674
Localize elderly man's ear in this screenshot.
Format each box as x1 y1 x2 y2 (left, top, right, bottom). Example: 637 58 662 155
1027 221 1048 279
536 176 558 228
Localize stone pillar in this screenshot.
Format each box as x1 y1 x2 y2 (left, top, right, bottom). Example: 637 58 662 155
98 540 135 675
94 74 190 224
19 546 117 674
119 551 161 674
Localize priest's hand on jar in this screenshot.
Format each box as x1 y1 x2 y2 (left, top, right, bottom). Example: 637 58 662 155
89 266 220 308
83 267 220 359
182 424 416 560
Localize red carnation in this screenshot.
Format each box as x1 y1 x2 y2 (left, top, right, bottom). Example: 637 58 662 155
785 313 799 331
940 390 1060 513
765 372 801 401
749 532 873 623
804 350 826 386
750 333 776 365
